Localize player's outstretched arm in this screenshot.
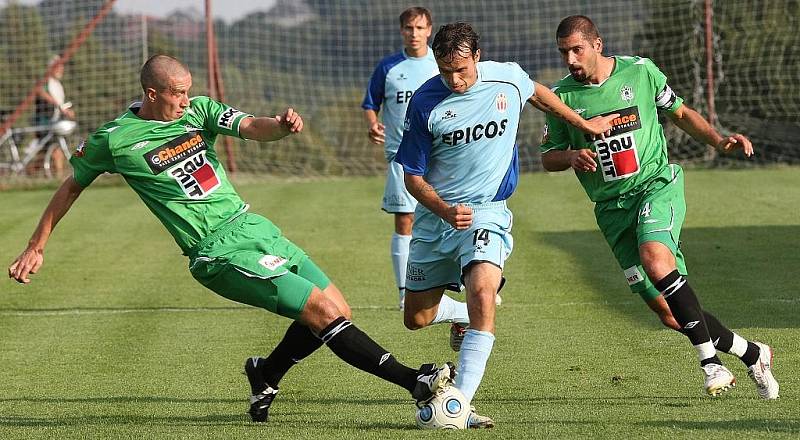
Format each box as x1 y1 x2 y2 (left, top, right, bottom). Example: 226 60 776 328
528 82 617 138
404 174 473 230
667 104 754 157
240 108 304 142
8 176 85 284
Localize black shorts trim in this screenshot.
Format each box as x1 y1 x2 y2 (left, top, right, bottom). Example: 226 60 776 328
405 283 461 294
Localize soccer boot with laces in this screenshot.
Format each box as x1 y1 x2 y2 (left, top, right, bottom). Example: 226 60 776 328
747 342 779 400
702 363 736 397
412 362 456 403
244 357 279 422
449 323 468 352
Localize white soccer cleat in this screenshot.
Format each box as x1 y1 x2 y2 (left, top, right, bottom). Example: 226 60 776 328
467 406 495 429
702 363 736 397
747 342 779 400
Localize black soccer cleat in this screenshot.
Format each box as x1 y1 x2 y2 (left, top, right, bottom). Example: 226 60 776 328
248 386 279 423
244 357 279 423
412 362 456 403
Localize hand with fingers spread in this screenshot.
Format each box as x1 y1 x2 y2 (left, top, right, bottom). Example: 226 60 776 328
444 204 473 230
275 108 303 134
716 133 754 157
569 149 598 172
367 121 386 145
8 247 44 284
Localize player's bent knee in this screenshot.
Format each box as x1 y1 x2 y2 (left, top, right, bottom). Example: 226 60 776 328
300 287 345 334
403 312 430 330
322 283 352 320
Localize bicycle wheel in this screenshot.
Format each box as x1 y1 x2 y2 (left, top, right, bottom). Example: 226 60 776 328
42 140 69 179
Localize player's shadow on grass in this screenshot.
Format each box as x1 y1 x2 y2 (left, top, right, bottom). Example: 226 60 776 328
639 418 800 433
533 225 800 329
0 396 414 429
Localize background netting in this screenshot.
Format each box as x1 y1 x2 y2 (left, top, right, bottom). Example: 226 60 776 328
1 0 798 181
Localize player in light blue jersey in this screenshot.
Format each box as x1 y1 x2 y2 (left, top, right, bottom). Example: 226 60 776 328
362 7 439 311
396 22 617 427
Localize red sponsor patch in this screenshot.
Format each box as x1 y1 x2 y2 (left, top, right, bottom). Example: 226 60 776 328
612 148 638 175
192 162 219 192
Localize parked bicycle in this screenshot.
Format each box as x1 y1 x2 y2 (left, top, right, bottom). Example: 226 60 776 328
0 105 77 179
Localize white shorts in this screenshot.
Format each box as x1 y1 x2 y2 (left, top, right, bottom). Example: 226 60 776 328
382 160 418 214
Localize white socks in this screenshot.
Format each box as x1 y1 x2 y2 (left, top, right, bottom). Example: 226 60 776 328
431 294 469 325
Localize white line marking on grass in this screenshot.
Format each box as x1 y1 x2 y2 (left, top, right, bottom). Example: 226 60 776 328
0 305 394 317
1 298 793 317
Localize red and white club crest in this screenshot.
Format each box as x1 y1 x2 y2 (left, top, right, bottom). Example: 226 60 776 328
495 93 507 112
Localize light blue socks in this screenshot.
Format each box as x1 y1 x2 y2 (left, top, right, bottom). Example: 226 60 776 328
455 329 495 403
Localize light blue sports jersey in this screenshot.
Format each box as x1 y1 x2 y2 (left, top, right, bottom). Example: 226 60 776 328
396 61 535 204
362 49 439 161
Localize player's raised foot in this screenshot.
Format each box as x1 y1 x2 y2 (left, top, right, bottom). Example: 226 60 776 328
412 362 456 403
747 342 779 400
468 406 495 429
450 323 468 352
702 363 735 397
244 357 279 422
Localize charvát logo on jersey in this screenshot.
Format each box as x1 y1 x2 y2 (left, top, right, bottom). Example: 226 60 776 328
217 107 244 130
495 93 507 113
620 85 634 104
589 106 642 182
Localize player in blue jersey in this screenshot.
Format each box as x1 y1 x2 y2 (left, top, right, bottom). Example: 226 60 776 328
395 22 618 427
362 7 439 311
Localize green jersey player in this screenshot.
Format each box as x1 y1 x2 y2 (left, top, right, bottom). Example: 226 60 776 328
540 15 778 399
8 55 456 424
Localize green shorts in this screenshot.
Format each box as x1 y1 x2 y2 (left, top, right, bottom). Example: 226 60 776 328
188 213 331 320
594 164 687 302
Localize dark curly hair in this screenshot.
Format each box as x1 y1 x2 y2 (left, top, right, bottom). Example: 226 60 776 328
432 22 480 61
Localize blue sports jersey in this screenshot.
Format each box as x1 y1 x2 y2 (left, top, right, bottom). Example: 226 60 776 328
396 61 535 204
362 49 439 161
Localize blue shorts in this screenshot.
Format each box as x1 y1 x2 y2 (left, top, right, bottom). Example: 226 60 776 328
406 201 513 292
382 160 418 214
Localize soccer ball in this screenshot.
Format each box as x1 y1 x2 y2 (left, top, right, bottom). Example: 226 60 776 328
415 386 469 429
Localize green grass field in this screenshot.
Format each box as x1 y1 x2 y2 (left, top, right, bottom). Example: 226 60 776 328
1 168 798 439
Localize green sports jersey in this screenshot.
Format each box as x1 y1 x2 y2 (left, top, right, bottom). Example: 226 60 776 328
69 96 252 254
540 56 684 202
